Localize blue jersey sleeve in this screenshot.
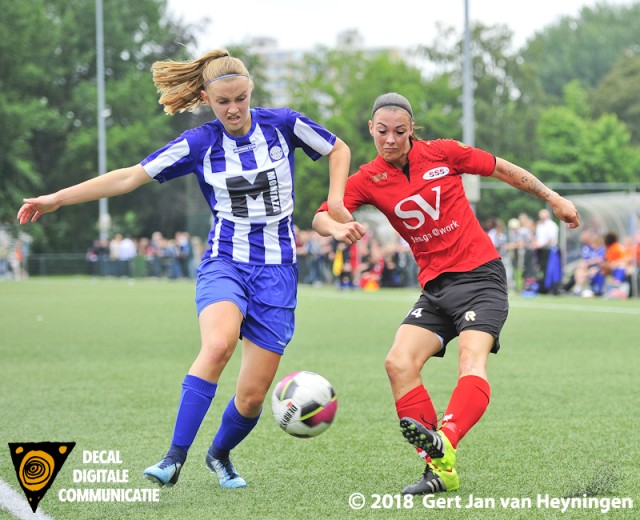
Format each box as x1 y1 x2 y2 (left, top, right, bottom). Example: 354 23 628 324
256 107 336 161
140 127 208 183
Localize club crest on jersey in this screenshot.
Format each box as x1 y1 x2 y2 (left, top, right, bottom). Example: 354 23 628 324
422 167 450 180
270 146 284 161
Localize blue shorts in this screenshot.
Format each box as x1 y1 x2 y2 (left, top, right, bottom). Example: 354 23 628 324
195 257 298 355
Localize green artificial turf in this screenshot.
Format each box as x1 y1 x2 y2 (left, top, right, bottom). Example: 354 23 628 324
1 278 638 519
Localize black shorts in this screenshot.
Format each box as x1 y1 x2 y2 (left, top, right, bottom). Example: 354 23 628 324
401 259 509 357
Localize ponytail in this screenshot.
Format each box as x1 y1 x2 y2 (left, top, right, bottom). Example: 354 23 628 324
151 50 250 115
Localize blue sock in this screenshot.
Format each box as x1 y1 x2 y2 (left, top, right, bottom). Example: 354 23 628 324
169 374 217 460
209 397 260 458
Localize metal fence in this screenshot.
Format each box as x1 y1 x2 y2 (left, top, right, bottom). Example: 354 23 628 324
27 254 151 278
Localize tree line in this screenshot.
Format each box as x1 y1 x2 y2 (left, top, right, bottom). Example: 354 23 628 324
2 0 639 252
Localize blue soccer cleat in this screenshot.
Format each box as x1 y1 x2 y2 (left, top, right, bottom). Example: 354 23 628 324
143 456 183 488
205 452 247 489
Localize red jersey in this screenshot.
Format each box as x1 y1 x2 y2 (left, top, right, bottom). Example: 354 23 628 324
318 139 500 287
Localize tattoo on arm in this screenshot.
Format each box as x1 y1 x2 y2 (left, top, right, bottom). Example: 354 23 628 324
528 177 553 199
505 162 553 200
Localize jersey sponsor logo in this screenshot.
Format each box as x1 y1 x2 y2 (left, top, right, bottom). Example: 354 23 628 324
269 146 284 160
226 168 282 217
409 219 459 244
233 143 257 154
372 172 388 183
422 166 450 180
394 186 441 230
464 311 476 321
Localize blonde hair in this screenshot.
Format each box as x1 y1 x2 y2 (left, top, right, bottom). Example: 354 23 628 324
151 50 251 115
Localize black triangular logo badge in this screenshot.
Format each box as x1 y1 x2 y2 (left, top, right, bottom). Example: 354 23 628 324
8 442 76 513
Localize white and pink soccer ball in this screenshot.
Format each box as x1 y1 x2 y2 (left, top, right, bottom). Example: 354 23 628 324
271 371 337 438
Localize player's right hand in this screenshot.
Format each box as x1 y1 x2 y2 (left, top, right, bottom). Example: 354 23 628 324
17 194 61 224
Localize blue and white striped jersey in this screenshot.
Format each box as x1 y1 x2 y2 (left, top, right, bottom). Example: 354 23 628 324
141 107 336 265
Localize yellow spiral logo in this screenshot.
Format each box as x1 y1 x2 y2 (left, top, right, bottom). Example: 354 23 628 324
9 441 75 513
18 450 55 492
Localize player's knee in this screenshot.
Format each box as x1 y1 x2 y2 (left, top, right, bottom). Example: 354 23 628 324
385 351 419 383
198 339 234 366
234 391 264 417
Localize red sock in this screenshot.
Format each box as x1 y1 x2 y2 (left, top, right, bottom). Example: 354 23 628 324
395 385 438 429
396 385 438 460
440 375 490 448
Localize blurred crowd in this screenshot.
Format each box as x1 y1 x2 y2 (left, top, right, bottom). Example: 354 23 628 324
483 210 638 299
296 228 419 290
86 231 205 279
3 216 637 299
83 227 421 288
0 226 31 281
562 229 638 299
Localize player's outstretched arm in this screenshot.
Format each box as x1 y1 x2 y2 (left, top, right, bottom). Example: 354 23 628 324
490 157 580 229
325 137 354 225
17 165 152 224
312 211 366 245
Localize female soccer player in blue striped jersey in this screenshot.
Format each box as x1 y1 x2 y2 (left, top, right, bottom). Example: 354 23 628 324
17 49 356 489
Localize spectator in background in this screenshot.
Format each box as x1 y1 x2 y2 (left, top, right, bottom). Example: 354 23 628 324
518 213 537 292
87 239 101 276
317 234 336 285
358 238 385 291
95 239 110 276
109 234 122 276
137 237 153 277
396 236 419 287
506 218 523 291
176 231 191 279
381 240 405 288
332 240 357 289
9 240 25 280
487 218 513 290
149 231 166 278
565 231 605 297
0 228 9 279
534 208 560 294
305 232 327 287
601 231 630 298
119 235 137 277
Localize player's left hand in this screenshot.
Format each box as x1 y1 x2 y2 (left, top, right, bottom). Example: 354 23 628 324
551 196 580 229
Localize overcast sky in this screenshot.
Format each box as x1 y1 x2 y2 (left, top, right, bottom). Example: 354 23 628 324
166 0 636 52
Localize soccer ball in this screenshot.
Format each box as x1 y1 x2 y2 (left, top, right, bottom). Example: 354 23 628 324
271 371 337 438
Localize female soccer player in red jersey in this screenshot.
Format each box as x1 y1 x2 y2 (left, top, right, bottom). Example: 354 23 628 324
313 93 580 495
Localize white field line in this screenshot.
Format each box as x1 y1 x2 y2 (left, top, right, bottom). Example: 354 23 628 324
0 478 53 520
